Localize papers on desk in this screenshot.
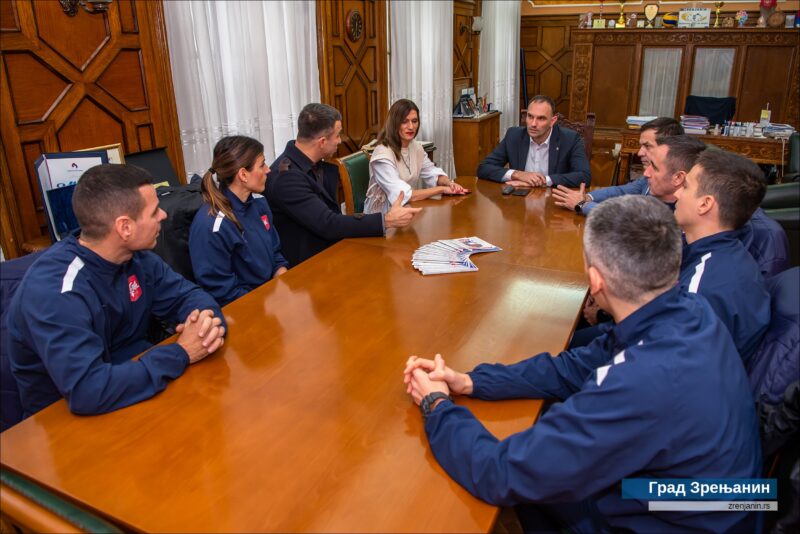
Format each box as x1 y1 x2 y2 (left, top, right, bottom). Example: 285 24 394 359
412 237 501 275
626 116 658 128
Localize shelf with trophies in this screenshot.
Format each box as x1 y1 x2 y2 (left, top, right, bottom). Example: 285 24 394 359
568 19 800 132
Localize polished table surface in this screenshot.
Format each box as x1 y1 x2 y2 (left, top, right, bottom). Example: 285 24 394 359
0 177 588 533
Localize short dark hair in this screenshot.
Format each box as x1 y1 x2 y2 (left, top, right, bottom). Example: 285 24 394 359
297 103 342 140
692 150 767 229
641 117 684 138
528 95 556 116
584 196 682 302
657 135 706 175
72 164 152 240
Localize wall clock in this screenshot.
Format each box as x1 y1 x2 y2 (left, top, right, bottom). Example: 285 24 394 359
346 9 363 42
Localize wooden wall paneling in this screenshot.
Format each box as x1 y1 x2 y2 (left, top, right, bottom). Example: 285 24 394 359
588 45 635 128
521 16 575 118
739 46 795 123
453 0 480 104
317 0 388 157
570 29 800 130
0 0 184 257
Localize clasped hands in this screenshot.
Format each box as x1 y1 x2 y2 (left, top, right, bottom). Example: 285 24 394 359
507 170 547 188
403 353 472 407
176 309 226 363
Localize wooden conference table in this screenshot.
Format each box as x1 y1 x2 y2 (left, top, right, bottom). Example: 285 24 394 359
0 177 589 533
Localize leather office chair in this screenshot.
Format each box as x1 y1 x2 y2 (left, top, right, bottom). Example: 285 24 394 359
786 132 800 182
762 182 800 210
684 95 736 127
334 151 370 214
557 112 596 162
0 251 44 432
764 208 800 268
1 468 122 532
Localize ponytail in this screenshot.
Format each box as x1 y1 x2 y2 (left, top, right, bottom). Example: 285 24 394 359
201 135 265 232
201 168 242 232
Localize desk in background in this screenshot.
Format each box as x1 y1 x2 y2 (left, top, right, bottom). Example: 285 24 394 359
1 178 588 533
616 129 790 184
453 112 501 177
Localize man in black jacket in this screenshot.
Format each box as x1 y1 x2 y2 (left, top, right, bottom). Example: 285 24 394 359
477 95 591 188
267 103 419 266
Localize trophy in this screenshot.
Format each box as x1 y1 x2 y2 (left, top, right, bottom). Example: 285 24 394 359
618 0 626 27
714 1 725 27
644 3 659 28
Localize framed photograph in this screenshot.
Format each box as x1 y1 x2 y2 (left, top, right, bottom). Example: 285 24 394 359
34 151 109 242
678 8 711 28
77 143 125 164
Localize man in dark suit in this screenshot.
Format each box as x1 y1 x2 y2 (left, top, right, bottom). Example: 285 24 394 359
476 95 591 188
266 103 420 267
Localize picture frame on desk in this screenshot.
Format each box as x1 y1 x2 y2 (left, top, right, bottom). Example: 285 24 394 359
34 151 109 242
77 143 125 164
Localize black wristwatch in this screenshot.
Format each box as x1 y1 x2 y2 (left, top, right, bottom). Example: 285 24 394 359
574 200 587 214
420 392 452 419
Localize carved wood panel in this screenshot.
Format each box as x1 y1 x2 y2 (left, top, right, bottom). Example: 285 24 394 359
520 16 576 118
317 0 388 157
570 28 800 130
0 0 184 257
453 0 480 104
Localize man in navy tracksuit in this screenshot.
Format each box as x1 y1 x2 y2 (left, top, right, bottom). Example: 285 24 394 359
675 149 771 367
404 196 761 533
7 165 226 417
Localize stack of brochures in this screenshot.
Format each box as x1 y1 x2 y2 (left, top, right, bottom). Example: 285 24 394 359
412 236 501 276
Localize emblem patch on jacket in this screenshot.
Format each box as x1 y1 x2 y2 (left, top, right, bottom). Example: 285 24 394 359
128 275 142 302
261 215 270 231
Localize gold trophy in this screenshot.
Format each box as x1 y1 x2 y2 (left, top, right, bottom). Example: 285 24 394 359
714 1 725 28
644 3 659 28
618 0 626 27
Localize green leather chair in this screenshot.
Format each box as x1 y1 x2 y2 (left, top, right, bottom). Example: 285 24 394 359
335 151 370 214
1 468 122 532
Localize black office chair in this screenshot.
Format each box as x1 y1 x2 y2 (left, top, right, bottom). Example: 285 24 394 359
0 251 44 431
764 208 800 268
684 95 736 127
125 147 182 188
762 182 800 210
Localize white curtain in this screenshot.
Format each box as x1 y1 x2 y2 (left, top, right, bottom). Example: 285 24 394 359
389 1 456 179
691 48 735 98
164 1 320 180
477 0 520 135
638 48 682 118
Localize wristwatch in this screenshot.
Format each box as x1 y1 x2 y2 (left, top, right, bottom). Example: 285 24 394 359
575 200 587 214
420 392 452 419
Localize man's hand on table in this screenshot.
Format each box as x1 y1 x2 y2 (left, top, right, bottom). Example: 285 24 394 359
403 354 473 408
552 183 587 211
176 309 226 363
385 191 422 229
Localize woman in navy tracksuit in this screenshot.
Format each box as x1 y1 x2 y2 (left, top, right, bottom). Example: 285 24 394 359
189 136 289 306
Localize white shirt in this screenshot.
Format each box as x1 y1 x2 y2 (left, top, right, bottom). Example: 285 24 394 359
366 150 446 214
502 129 553 186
